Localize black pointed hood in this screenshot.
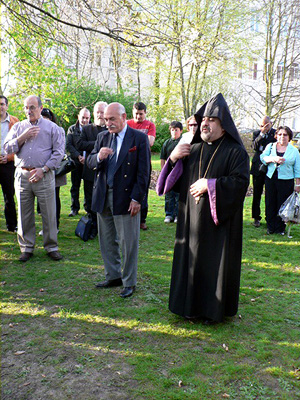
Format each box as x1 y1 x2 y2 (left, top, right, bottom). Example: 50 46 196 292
192 93 244 148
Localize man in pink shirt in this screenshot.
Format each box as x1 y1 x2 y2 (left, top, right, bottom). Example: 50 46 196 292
127 102 155 230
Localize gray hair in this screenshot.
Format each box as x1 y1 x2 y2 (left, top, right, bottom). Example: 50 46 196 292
94 101 108 111
79 107 90 115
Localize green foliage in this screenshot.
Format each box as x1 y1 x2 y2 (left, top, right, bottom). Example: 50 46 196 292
63 79 137 131
152 123 172 153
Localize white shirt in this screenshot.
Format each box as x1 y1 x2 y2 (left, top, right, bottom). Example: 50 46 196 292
1 113 10 154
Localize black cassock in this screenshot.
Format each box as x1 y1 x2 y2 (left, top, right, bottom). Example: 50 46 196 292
169 135 249 322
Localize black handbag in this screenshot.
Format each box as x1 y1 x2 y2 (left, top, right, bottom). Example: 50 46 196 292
259 163 268 174
75 216 92 242
55 154 76 177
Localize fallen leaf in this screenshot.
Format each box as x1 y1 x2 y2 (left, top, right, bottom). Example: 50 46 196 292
0 281 6 286
23 382 31 387
238 315 242 319
178 380 183 387
39 288 44 292
222 344 229 351
251 298 256 302
14 351 25 355
222 393 230 398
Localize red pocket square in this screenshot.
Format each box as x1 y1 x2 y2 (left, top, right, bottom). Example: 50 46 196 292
129 146 137 153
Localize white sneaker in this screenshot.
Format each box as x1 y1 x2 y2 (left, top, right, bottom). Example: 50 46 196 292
174 217 178 223
164 216 173 223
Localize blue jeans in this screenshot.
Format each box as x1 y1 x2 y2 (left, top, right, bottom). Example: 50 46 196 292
165 190 179 218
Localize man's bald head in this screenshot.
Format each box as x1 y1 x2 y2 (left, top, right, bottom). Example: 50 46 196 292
24 95 43 123
104 103 127 134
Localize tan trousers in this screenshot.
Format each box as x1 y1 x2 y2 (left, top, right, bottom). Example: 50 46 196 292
15 168 58 254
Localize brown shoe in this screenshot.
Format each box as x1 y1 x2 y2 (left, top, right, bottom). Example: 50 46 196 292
47 251 63 261
140 223 148 230
19 252 33 262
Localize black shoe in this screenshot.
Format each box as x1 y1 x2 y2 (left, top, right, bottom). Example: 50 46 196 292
89 230 97 240
47 251 63 261
120 286 135 298
68 210 78 217
19 252 33 262
253 219 260 228
203 319 218 325
267 229 274 235
95 278 123 288
7 226 17 232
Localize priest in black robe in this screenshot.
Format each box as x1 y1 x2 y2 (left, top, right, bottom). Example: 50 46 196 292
157 93 249 323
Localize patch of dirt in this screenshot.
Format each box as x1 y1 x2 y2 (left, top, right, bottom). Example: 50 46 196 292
1 313 138 400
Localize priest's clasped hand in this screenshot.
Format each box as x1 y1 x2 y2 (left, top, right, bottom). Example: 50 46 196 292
190 178 208 203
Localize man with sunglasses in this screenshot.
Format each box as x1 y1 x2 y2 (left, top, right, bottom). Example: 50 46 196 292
4 95 64 262
250 116 276 227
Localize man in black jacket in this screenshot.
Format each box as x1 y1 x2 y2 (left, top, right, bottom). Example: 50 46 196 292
78 101 107 239
66 107 90 217
250 116 276 227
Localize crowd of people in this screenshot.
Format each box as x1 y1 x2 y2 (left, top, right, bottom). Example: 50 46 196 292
1 93 300 323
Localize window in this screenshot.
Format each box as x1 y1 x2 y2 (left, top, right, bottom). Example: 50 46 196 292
249 59 258 80
277 64 283 81
290 63 299 81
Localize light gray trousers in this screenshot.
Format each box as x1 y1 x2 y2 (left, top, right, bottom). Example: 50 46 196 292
15 168 58 253
97 189 140 287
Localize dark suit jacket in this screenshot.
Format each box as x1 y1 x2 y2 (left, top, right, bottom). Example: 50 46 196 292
66 121 82 167
250 128 276 176
87 126 151 215
78 124 106 181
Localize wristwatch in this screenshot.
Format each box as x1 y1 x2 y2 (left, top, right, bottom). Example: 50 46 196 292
42 167 48 174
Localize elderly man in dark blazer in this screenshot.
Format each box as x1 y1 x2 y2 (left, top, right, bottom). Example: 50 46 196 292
87 102 151 298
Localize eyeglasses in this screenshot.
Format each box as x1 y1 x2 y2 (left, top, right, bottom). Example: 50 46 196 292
189 124 198 127
24 106 38 112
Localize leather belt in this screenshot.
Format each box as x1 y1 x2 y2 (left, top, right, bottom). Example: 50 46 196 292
20 167 35 171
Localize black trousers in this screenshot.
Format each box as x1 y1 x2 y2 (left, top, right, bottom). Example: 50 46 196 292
70 163 83 212
265 175 294 233
140 163 152 224
252 173 266 220
0 162 17 230
83 179 97 233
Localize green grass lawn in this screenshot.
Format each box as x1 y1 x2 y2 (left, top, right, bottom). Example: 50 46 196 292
1 161 300 399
